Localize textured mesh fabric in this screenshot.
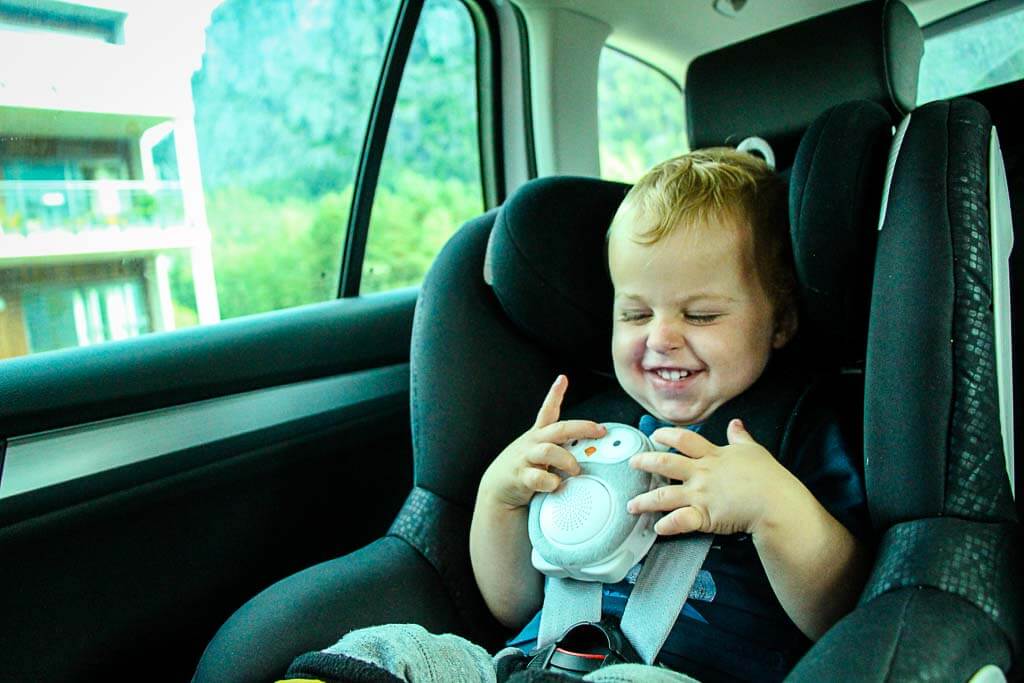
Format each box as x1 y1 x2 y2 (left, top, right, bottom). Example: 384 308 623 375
865 98 1015 525
788 588 1012 681
862 517 1022 644
944 98 1014 520
388 486 504 647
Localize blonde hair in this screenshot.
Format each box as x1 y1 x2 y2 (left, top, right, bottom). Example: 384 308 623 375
610 147 796 322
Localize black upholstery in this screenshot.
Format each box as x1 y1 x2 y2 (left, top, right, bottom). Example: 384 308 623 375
865 98 1016 527
789 587 1011 680
788 99 893 369
787 98 1024 682
484 177 628 373
687 0 922 170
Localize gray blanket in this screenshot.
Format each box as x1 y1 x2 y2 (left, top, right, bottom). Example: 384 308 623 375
296 623 699 683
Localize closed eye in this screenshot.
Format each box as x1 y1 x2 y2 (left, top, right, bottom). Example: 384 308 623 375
685 313 722 324
617 310 651 323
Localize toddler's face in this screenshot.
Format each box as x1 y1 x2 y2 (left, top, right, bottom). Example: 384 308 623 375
609 211 789 426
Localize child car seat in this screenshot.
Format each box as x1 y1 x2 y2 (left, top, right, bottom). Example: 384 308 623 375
193 101 901 682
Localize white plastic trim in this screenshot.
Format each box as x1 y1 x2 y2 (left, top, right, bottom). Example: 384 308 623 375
878 115 912 232
990 127 1015 498
521 6 610 177
968 664 1007 683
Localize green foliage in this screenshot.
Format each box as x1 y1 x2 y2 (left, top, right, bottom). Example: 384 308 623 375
191 0 484 319
363 170 482 293
197 172 480 319
130 193 158 222
598 48 688 182
192 0 399 198
204 186 345 318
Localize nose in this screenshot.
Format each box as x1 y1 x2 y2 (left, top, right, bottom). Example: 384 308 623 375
646 316 685 353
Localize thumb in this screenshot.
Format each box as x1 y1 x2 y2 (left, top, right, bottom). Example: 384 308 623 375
726 418 756 446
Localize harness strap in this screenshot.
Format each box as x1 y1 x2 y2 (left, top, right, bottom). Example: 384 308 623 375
538 578 602 648
620 533 714 664
536 533 712 664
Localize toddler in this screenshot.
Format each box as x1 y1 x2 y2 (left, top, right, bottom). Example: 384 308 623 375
470 148 871 682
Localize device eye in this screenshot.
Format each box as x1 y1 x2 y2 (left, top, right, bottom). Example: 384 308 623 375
570 439 579 447
612 440 621 447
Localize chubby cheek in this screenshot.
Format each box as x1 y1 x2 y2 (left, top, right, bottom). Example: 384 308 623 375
611 329 645 379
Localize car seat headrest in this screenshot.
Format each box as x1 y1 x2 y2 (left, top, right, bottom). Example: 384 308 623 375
789 99 893 369
485 176 629 373
687 0 921 169
489 104 893 374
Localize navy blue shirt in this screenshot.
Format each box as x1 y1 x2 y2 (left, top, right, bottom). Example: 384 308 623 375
509 411 868 682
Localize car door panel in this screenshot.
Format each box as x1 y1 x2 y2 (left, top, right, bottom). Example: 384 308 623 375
0 289 416 682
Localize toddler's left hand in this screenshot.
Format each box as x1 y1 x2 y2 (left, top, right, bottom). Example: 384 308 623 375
626 419 799 537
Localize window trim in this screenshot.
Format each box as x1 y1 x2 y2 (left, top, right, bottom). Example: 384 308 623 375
463 0 506 208
340 0 502 297
0 364 409 526
512 2 538 180
603 44 683 96
340 0 426 298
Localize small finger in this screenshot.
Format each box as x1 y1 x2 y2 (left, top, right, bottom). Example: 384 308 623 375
653 506 707 535
526 443 581 476
726 418 757 446
652 427 717 458
536 419 606 445
522 467 562 493
629 451 693 480
534 375 568 428
626 484 687 514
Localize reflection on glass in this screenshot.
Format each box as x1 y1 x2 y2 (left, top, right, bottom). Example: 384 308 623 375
918 7 1024 104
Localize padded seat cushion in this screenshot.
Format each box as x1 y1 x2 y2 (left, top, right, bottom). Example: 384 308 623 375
485 176 628 373
687 0 921 169
789 100 893 368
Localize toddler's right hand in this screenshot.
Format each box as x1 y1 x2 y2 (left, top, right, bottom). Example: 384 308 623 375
479 375 606 510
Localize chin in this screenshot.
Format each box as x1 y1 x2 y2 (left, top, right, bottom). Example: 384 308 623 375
644 400 705 427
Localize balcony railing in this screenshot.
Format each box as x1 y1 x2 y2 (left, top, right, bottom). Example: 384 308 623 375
0 180 187 234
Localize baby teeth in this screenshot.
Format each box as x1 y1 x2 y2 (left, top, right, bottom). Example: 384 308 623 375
656 369 691 381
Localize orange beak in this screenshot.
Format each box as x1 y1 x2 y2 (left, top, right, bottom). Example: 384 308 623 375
584 446 597 457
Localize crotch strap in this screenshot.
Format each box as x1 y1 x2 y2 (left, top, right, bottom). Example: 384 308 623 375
536 532 713 665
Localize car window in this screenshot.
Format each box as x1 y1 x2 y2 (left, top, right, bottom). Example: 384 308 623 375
598 46 687 184
190 0 402 322
0 0 485 360
362 0 483 294
917 4 1024 105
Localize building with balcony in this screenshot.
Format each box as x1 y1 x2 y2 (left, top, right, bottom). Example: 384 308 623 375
0 0 220 359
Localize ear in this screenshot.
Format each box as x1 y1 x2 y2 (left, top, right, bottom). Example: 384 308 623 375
772 307 798 349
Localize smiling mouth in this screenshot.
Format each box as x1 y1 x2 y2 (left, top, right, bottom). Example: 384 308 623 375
646 367 702 383
655 368 691 381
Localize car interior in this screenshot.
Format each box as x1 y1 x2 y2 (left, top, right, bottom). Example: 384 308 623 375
0 0 1021 681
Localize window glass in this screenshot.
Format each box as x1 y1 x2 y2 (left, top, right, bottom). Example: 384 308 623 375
192 0 400 318
362 0 483 294
917 5 1024 104
598 47 687 184
0 0 402 360
23 279 150 351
